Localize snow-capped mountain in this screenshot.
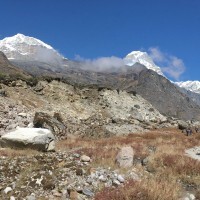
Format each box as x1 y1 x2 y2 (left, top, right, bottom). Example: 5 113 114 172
124 51 164 76
0 33 65 66
175 81 200 94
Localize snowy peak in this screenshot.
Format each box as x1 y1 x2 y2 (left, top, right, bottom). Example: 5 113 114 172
0 33 53 50
175 81 200 94
0 33 65 66
124 51 164 76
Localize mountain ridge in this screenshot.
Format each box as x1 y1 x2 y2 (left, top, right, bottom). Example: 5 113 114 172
0 34 200 121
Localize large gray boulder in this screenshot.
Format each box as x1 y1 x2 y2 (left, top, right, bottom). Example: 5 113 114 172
0 127 55 151
177 120 188 130
116 146 134 168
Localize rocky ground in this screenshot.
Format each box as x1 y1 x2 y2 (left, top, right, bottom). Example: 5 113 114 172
0 129 200 200
0 147 141 200
0 79 191 139
1 80 200 200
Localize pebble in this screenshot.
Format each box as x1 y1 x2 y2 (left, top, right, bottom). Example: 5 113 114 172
26 194 36 200
11 182 16 189
18 113 27 117
4 187 12 194
99 175 107 182
82 188 94 197
80 155 91 162
113 179 121 186
117 175 125 183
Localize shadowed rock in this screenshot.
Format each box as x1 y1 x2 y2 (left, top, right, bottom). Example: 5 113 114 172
33 112 66 139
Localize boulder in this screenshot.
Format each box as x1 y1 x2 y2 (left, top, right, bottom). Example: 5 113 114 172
33 112 66 139
116 146 134 168
0 127 55 151
177 120 188 130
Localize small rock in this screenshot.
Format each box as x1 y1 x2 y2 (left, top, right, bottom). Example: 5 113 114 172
80 155 91 162
11 182 16 189
18 113 27 118
99 175 107 182
4 187 12 194
117 175 125 183
113 179 121 186
26 194 36 200
142 157 149 166
10 196 15 200
82 188 94 197
73 153 80 158
75 186 83 192
105 180 112 187
86 177 93 184
181 193 195 200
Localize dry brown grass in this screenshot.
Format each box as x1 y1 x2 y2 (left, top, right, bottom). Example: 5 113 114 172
0 147 39 157
95 177 181 200
58 128 200 199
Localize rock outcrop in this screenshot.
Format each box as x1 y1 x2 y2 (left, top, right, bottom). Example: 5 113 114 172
33 112 66 139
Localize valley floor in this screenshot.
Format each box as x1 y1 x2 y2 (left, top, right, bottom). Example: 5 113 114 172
0 128 200 200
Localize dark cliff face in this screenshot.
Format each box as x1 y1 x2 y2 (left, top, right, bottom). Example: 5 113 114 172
130 67 200 120
176 85 200 107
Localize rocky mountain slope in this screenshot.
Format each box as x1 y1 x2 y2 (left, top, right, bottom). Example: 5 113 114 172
0 77 174 138
0 51 31 79
1 34 200 121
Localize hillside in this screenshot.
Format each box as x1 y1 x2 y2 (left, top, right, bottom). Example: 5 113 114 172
0 51 31 80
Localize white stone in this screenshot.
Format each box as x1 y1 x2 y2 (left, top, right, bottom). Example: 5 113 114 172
117 175 125 183
113 179 121 186
36 176 43 186
18 113 27 117
99 175 107 182
4 186 12 194
80 155 90 162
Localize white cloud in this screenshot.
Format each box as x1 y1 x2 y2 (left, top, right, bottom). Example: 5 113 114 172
75 55 125 71
148 47 186 80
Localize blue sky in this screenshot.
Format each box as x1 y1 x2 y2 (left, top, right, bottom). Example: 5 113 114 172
0 0 200 81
